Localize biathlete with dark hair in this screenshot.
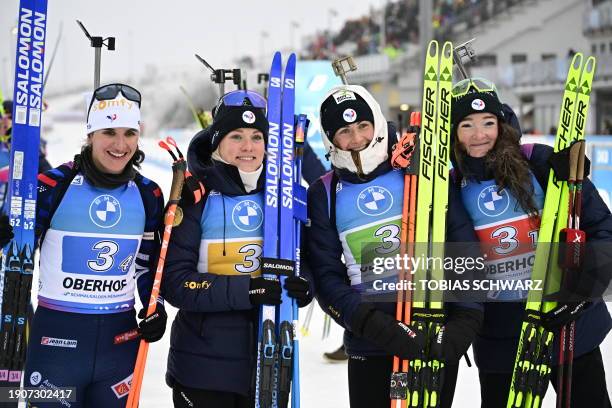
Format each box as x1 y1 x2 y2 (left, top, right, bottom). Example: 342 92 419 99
449 77 612 407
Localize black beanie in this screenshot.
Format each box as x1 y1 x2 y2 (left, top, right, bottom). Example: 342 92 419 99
209 104 268 151
321 89 374 140
451 85 504 128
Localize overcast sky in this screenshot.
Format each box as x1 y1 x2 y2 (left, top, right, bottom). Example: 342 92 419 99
0 0 378 94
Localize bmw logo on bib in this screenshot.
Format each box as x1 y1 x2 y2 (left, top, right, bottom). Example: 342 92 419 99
89 195 122 228
357 186 393 216
477 185 510 217
232 200 263 232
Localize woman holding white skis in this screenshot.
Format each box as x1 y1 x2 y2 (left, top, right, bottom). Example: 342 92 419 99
306 84 484 408
161 90 313 408
4 84 167 407
449 77 611 407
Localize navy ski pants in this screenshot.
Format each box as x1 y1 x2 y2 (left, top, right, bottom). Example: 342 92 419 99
23 307 139 408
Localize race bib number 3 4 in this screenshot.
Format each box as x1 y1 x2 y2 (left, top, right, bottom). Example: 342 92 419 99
61 236 138 275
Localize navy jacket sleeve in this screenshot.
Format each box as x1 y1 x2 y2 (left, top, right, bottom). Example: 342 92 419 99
133 175 165 309
36 167 66 242
306 178 362 330
161 196 253 312
577 176 612 296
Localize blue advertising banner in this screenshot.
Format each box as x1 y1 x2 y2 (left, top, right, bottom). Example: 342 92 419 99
295 61 342 170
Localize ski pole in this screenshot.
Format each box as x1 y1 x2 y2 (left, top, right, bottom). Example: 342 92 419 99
291 114 310 408
557 140 586 408
299 302 314 337
390 111 420 408
565 141 587 408
556 142 580 408
125 137 187 408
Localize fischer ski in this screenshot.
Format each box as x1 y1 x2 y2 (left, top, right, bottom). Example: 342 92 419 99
391 40 452 408
0 0 48 397
507 53 596 408
387 40 452 408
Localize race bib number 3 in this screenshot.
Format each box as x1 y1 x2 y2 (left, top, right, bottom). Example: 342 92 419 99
345 221 401 263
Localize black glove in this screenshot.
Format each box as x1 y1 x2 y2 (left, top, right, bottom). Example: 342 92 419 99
547 246 605 305
284 276 312 307
438 306 483 364
542 301 590 330
0 215 14 248
249 277 282 306
548 142 590 181
138 304 167 343
351 303 426 359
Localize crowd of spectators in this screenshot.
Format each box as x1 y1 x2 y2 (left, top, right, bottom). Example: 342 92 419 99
301 0 526 60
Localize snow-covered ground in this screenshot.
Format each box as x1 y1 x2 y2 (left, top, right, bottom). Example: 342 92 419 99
35 107 611 407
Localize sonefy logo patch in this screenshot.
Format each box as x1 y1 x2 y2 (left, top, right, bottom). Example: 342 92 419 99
90 98 137 113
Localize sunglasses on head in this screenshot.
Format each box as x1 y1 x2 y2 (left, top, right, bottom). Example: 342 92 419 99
88 83 142 113
451 78 498 98
213 90 267 117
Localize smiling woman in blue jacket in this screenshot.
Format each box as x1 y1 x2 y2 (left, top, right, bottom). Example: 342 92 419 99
161 90 313 408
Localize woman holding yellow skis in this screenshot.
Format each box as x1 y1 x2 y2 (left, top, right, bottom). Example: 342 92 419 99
449 77 611 407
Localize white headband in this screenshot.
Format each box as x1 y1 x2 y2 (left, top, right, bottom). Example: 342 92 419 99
87 93 141 133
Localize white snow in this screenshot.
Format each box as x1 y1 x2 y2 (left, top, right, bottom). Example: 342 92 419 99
31 113 611 407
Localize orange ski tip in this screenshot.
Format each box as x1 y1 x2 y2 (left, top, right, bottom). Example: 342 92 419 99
165 136 178 147
158 140 170 150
